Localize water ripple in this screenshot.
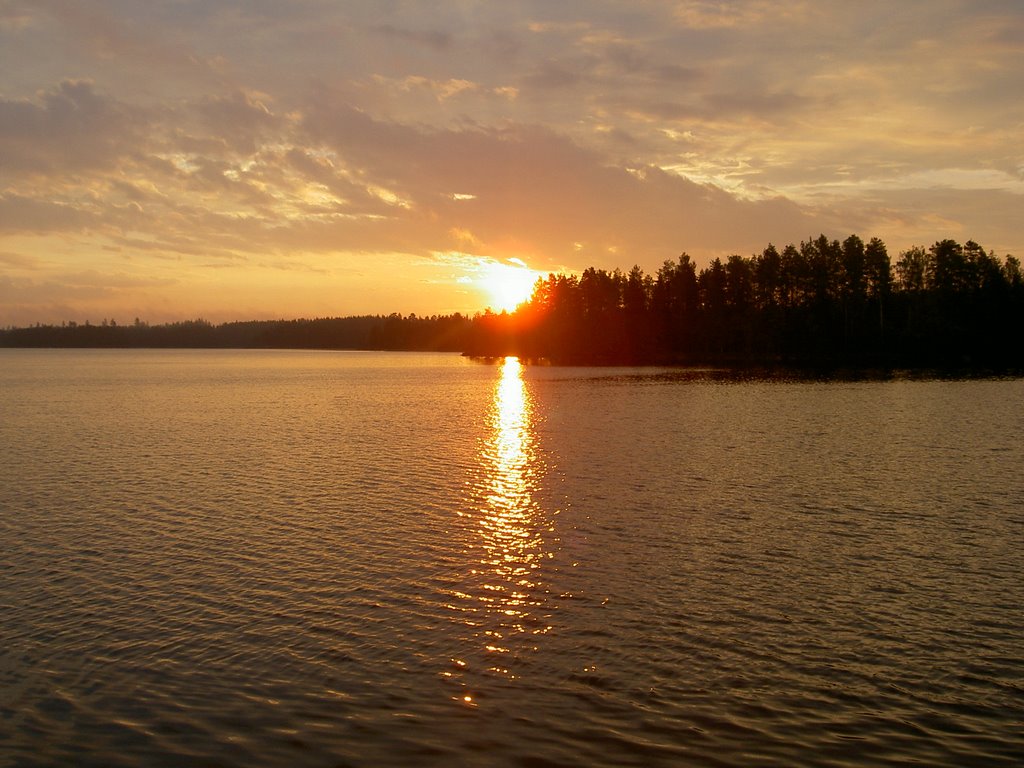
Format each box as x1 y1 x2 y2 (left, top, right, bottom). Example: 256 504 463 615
1 351 1023 766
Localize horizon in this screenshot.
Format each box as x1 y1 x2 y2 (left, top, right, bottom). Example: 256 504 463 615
2 2 1023 326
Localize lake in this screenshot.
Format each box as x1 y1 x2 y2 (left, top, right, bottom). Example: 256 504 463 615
1 349 1022 767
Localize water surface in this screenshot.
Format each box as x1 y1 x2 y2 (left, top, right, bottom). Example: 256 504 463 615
1 350 1022 766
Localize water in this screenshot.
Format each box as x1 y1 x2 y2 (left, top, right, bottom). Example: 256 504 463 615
1 349 1022 767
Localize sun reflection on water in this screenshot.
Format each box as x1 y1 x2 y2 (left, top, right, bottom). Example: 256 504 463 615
447 356 555 699
483 356 539 578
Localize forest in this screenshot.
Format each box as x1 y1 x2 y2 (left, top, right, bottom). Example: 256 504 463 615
467 235 1024 367
3 235 1022 368
0 314 473 353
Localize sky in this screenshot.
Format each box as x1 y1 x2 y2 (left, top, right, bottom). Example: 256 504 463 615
2 0 1023 325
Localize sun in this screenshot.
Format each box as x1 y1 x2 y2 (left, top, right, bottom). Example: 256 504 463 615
479 258 542 313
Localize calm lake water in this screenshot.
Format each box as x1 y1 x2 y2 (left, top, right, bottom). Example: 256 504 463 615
1 349 1022 767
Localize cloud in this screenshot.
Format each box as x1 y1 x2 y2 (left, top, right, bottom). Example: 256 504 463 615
20 0 221 84
371 22 453 51
0 251 40 268
299 92 832 265
194 91 283 155
0 268 177 326
0 193 96 233
842 187 1024 256
0 80 146 174
672 1 800 30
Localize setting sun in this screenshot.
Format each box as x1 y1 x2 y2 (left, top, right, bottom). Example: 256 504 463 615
479 259 542 313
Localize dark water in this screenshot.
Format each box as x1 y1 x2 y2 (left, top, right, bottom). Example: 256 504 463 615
1 349 1022 767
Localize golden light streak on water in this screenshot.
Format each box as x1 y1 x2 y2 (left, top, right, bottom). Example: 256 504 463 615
481 357 543 629
454 356 554 695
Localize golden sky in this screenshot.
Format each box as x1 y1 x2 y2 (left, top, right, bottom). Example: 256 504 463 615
2 1 1022 325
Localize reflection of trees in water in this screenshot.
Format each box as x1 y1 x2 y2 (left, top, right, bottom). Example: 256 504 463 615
448 357 553 692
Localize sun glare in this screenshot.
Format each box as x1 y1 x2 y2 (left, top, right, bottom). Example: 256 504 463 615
480 259 541 313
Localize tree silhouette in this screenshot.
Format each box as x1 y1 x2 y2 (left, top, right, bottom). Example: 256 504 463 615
464 234 1022 368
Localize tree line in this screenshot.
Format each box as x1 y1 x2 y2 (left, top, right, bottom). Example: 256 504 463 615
3 235 1022 368
466 235 1024 367
0 314 474 352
